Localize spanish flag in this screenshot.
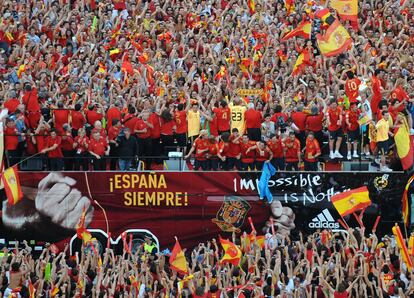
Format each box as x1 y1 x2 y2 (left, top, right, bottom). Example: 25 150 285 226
247 0 255 15
109 48 120 56
394 115 414 171
2 166 23 205
28 281 35 298
330 0 358 23
314 8 335 25
130 39 143 52
331 186 371 217
157 32 173 43
97 63 106 74
138 52 149 64
214 66 227 81
17 65 26 78
316 20 352 57
402 175 414 226
240 58 252 75
285 0 295 15
277 50 288 62
248 234 266 248
76 207 92 244
219 236 242 266
392 225 413 270
169 238 188 275
50 286 59 297
409 234 414 256
292 50 310 76
121 55 134 76
281 21 312 41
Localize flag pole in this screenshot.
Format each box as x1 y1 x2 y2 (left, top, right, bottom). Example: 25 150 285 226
84 172 110 237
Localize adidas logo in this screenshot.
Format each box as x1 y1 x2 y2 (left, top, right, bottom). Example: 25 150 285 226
308 209 340 229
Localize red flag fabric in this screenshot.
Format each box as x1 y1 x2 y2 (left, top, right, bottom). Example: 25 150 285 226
214 66 227 81
292 50 310 76
169 238 188 275
1 166 23 205
121 55 134 76
316 19 352 57
281 21 312 41
76 207 92 244
247 0 256 15
219 236 242 266
402 175 414 226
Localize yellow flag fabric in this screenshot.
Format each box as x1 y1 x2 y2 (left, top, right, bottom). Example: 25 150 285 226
394 115 414 170
2 166 23 205
169 239 188 275
316 20 352 57
331 186 371 217
331 0 358 22
219 237 242 266
393 225 413 270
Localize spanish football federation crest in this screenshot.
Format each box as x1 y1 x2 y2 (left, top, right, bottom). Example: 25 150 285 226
212 196 251 233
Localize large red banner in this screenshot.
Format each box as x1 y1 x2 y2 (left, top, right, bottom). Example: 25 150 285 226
0 171 407 253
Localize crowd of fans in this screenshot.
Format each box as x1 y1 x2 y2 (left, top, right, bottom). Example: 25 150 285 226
0 0 413 171
2 228 414 298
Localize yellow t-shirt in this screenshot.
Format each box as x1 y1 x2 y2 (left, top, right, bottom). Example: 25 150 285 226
230 104 247 134
187 110 200 137
376 118 390 142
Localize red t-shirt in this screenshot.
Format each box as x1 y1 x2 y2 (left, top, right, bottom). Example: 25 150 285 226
106 107 122 129
209 143 218 157
4 98 20 114
346 109 360 131
113 0 126 10
327 107 342 131
345 78 361 102
53 109 70 133
135 119 151 139
391 85 409 102
209 116 219 137
271 112 288 123
108 126 120 141
306 113 324 132
267 139 284 158
227 135 241 158
89 137 108 156
149 113 161 139
61 134 74 151
26 137 37 155
22 88 40 112
74 135 89 153
86 110 103 125
240 141 256 163
255 146 271 161
45 136 63 158
334 291 348 298
123 114 138 134
91 128 107 138
194 138 209 160
35 135 47 152
284 138 300 162
213 107 230 132
291 111 307 132
218 141 229 156
207 291 221 298
245 109 262 129
160 119 175 136
304 138 321 162
175 111 188 134
371 75 383 113
4 127 19 150
71 111 85 130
